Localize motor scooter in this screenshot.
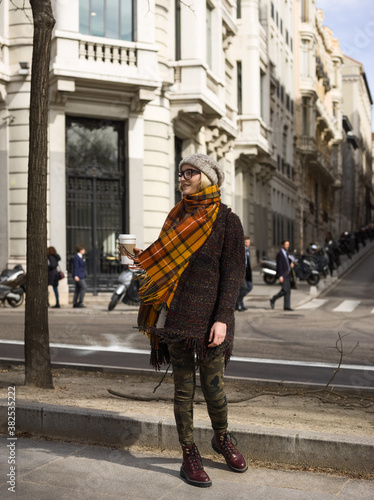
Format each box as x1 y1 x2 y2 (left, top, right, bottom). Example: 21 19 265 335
293 253 320 286
0 265 26 307
260 257 278 285
306 244 329 278
108 267 140 311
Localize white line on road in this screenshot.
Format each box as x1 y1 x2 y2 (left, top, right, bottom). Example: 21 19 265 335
332 300 361 312
297 299 329 310
1 339 373 372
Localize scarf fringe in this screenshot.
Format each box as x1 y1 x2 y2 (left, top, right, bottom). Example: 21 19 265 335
150 340 170 371
143 327 232 370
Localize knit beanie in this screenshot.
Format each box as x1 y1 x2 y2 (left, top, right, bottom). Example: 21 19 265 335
179 154 225 187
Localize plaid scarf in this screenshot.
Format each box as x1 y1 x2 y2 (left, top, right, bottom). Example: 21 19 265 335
137 185 221 334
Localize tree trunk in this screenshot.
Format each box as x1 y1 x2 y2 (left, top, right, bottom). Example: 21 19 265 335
24 0 55 388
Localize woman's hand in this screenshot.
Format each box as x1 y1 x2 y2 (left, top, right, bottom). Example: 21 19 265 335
132 247 142 266
208 321 227 348
118 245 142 265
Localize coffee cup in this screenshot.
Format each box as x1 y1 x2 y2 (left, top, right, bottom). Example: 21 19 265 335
119 234 136 264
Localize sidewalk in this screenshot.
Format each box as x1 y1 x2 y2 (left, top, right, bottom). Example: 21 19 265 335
1 434 373 499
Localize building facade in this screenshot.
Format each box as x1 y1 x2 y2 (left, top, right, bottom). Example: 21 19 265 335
0 0 372 304
233 0 296 260
294 1 344 250
340 55 373 232
0 0 240 302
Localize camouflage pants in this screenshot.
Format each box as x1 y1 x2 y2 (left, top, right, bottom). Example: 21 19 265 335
169 342 228 446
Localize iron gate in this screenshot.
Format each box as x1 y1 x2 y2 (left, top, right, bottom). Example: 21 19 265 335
66 116 127 294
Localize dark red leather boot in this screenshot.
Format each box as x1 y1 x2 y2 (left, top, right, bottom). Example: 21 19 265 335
180 443 212 487
212 431 248 472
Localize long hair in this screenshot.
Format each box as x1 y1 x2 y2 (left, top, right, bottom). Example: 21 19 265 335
47 246 57 256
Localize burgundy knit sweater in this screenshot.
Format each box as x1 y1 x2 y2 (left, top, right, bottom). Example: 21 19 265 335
153 203 245 367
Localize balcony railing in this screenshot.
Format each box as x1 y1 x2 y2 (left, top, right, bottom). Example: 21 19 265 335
298 135 316 154
78 40 137 67
50 31 161 87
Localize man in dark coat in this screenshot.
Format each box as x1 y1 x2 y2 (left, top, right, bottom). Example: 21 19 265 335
72 244 87 308
270 240 294 311
235 236 252 311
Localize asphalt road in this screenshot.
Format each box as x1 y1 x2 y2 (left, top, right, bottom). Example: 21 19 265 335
1 246 373 389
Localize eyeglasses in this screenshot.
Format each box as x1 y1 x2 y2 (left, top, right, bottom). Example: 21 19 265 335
178 169 201 181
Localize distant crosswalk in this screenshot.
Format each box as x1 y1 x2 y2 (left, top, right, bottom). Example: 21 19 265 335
297 298 374 313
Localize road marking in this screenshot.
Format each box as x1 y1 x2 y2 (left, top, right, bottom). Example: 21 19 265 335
297 299 329 310
1 339 373 372
332 300 361 312
0 339 148 355
230 356 374 371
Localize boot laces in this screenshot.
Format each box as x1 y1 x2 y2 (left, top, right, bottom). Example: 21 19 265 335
219 432 238 457
186 444 204 471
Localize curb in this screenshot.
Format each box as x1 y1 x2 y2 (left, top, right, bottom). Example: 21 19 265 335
1 399 373 475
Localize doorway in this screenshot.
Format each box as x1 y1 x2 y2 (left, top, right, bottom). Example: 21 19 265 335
66 116 127 293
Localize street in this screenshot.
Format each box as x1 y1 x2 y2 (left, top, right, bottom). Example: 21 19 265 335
1 245 373 388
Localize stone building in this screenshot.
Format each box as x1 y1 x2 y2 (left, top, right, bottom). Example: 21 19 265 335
340 55 373 232
0 0 239 303
233 0 296 260
294 2 344 250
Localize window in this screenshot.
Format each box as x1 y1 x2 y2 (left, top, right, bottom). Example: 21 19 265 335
79 0 134 41
237 61 242 115
301 0 309 22
271 2 274 20
332 61 338 88
286 29 289 45
260 70 266 119
280 19 283 34
301 39 310 77
314 182 319 225
237 0 241 19
206 4 213 68
302 96 310 135
175 0 181 60
283 126 288 165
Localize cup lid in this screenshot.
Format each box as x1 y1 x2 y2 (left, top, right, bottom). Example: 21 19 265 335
119 234 136 239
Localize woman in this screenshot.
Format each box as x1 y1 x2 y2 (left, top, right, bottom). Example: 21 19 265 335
47 246 61 308
133 154 247 488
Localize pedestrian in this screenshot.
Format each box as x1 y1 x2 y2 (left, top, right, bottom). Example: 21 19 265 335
324 232 340 275
72 244 87 308
132 154 247 488
47 246 61 308
235 236 252 311
270 240 294 311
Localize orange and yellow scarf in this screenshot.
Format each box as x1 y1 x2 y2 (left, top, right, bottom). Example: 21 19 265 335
137 184 221 332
